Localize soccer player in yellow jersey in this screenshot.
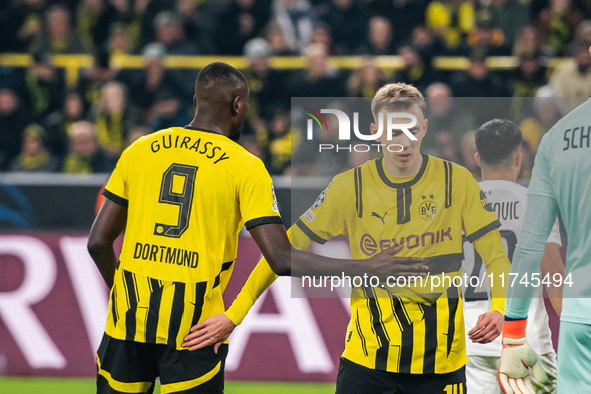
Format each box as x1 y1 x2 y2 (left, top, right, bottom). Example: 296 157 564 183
184 83 512 393
88 64 427 394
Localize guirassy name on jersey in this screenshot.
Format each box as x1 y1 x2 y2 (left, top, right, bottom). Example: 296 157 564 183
150 134 230 164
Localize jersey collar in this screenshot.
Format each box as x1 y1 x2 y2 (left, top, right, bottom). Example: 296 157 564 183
183 125 223 135
375 153 429 189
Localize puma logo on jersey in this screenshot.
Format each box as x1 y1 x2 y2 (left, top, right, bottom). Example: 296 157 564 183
371 211 387 224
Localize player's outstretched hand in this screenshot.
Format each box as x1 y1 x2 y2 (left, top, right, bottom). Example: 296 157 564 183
468 311 503 343
367 244 428 281
182 313 236 353
498 336 547 394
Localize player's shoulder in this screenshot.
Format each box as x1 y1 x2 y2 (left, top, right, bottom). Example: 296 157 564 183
331 158 378 187
479 180 527 200
543 98 591 142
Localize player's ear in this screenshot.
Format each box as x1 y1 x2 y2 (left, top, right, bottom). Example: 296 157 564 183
231 96 240 116
515 150 522 168
474 152 481 167
193 95 197 108
370 122 382 143
422 118 428 136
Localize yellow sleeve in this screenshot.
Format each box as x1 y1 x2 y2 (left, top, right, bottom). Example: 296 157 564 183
225 226 313 325
103 146 131 206
239 158 283 230
293 175 348 244
472 229 511 315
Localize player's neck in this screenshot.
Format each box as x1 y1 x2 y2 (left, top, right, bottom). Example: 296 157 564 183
383 152 423 178
189 115 230 138
480 168 517 183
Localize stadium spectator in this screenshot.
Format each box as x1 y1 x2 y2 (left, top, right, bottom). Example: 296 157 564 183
463 14 509 56
129 43 171 110
373 0 427 49
410 25 447 58
146 11 198 102
309 22 337 55
508 51 548 119
8 123 59 172
36 5 84 54
0 0 47 53
272 0 316 54
44 90 88 160
346 57 388 97
512 25 543 57
450 51 507 98
549 40 591 115
243 37 290 123
0 88 29 171
319 0 368 55
425 0 475 53
266 110 295 174
22 51 65 121
147 89 192 133
264 20 298 56
75 0 105 52
214 0 271 55
424 82 476 162
62 120 115 173
357 16 395 56
175 0 218 54
92 81 142 158
107 23 134 56
531 0 571 56
291 43 346 97
152 11 199 55
518 86 562 153
480 0 530 47
394 45 441 92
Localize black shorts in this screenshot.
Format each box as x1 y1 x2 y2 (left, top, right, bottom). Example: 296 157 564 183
335 357 466 394
96 333 227 394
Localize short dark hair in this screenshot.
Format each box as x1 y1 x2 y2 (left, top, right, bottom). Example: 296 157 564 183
195 62 247 92
475 119 522 166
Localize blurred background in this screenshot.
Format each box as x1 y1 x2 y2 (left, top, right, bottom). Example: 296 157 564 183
0 0 579 391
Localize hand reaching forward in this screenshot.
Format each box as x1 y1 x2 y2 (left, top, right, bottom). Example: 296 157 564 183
468 311 503 344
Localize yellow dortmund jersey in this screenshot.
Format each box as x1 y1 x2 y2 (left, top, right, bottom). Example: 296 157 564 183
103 126 282 348
295 154 500 374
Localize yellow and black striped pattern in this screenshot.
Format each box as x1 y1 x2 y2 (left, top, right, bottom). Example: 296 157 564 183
105 268 219 349
296 154 501 374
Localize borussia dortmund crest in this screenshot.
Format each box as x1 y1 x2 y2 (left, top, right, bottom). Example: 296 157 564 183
419 195 438 220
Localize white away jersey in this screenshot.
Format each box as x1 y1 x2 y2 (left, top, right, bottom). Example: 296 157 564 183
462 180 560 356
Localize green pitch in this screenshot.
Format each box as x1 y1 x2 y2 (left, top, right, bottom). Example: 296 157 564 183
0 377 334 393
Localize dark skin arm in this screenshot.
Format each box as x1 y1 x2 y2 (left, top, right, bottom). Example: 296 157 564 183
249 223 429 279
182 223 429 352
87 198 127 289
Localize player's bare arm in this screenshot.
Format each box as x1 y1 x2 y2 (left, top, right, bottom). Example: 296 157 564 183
182 223 429 351
248 222 429 280
540 242 564 316
87 199 127 289
468 229 511 344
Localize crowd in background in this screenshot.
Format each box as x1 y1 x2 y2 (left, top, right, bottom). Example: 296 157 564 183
1 0 591 178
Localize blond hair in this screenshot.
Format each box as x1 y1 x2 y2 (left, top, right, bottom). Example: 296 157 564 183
371 83 426 120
